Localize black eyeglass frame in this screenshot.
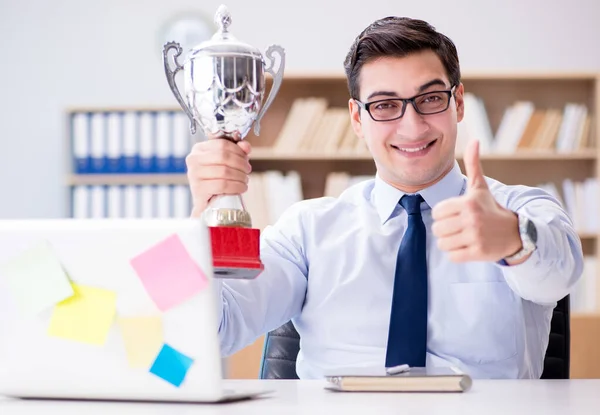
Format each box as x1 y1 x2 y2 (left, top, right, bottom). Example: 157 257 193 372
354 85 457 122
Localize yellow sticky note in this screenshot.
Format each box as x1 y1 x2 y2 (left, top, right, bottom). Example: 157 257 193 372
48 283 117 345
118 316 164 368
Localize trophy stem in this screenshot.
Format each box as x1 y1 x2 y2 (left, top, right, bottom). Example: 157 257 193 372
202 194 252 228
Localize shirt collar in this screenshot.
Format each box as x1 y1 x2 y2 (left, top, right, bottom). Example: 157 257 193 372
372 160 466 224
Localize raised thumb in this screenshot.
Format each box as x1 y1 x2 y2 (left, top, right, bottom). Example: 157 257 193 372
464 140 487 191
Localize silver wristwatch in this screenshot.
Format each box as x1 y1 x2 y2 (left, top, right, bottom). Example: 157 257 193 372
504 214 538 261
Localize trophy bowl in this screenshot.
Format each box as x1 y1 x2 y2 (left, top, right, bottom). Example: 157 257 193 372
163 4 285 279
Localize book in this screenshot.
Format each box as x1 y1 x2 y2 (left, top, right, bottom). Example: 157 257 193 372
324 366 472 393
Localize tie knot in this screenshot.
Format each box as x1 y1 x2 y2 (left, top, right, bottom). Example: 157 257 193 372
399 194 423 215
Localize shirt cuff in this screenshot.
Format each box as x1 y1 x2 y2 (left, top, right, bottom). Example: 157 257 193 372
494 216 545 273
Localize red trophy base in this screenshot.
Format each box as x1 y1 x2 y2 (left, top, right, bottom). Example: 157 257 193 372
209 225 264 279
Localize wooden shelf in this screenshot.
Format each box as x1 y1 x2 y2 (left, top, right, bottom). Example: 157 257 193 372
250 148 597 161
67 149 599 186
463 150 597 161
572 312 600 318
250 148 372 160
65 171 600 239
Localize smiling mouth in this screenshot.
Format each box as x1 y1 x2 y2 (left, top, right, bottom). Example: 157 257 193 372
391 139 438 153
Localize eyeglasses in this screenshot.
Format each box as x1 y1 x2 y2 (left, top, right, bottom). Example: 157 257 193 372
355 86 456 122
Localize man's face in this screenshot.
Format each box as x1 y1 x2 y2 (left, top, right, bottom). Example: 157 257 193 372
349 50 464 190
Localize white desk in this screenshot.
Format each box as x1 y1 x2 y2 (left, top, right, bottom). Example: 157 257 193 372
1 379 599 414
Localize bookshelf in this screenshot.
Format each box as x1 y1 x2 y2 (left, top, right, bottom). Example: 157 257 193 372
66 71 600 379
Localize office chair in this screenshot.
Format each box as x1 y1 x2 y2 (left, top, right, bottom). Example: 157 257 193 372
258 296 570 379
259 320 301 379
540 295 570 379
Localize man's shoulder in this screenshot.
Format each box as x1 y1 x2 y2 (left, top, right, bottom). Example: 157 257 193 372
276 178 375 221
484 175 563 210
303 177 373 207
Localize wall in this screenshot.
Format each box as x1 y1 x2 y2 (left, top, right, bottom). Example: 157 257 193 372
0 0 598 218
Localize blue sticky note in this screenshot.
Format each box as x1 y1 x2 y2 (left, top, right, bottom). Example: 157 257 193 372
149 344 194 387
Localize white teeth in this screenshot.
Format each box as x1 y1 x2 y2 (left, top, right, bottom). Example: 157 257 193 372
398 143 428 152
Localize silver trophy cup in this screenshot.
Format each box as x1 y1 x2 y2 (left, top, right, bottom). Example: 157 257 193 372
163 4 285 228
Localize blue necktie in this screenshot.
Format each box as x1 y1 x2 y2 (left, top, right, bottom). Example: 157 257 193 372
385 194 428 368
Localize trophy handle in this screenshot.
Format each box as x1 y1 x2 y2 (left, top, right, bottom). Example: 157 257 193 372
253 45 285 136
163 41 197 135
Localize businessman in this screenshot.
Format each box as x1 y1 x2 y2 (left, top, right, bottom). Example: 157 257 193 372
185 16 583 379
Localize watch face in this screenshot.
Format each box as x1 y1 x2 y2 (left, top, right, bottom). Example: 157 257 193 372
526 219 538 244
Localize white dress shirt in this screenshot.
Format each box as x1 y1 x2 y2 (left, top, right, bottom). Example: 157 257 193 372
216 160 584 379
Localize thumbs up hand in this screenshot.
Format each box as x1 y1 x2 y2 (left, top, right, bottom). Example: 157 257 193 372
431 140 523 263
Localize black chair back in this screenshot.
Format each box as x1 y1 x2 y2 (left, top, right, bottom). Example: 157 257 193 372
259 296 570 379
540 295 570 379
259 320 300 379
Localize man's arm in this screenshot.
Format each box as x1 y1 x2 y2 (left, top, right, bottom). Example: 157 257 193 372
216 205 308 356
183 136 309 356
431 140 584 306
498 187 584 306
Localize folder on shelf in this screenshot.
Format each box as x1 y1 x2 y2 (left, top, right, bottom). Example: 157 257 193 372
71 112 91 174
172 112 192 173
89 112 107 174
70 110 193 175
70 185 192 219
156 111 171 173
107 112 122 173
122 111 139 173
138 111 155 174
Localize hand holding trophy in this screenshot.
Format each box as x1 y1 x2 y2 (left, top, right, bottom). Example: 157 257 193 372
162 4 285 279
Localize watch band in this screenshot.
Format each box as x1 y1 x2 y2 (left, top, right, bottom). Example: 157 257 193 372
504 214 537 261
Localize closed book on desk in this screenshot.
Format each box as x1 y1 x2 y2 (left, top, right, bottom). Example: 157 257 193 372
324 366 472 393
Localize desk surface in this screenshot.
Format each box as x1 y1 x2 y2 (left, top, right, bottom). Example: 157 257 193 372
1 379 599 414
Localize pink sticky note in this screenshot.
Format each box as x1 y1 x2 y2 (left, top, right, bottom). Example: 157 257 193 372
130 234 208 311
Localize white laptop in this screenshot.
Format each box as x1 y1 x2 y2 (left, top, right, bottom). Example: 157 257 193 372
0 218 271 403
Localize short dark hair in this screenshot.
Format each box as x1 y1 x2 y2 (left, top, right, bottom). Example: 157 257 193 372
343 16 461 100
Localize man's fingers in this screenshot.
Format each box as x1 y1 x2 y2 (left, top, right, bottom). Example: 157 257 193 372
237 140 252 155
447 246 473 263
431 197 465 221
436 231 470 252
191 137 249 158
190 179 248 197
431 216 465 238
187 147 251 175
186 135 253 215
189 165 249 183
